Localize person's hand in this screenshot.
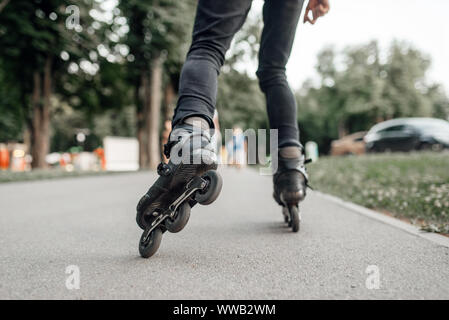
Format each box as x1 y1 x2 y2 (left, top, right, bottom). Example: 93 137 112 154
304 0 330 25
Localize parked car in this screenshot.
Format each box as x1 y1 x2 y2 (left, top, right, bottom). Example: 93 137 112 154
330 131 366 156
364 118 449 152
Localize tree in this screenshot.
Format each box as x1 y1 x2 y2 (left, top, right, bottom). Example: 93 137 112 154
53 57 135 152
0 0 104 167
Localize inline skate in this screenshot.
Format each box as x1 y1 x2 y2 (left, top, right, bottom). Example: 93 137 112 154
136 123 222 258
273 150 309 232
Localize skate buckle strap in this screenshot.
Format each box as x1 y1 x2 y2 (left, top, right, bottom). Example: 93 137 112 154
277 155 313 189
163 140 178 158
157 162 171 176
303 158 314 190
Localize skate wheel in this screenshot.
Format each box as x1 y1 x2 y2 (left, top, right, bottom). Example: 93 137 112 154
137 207 161 230
289 205 300 233
165 202 191 233
139 227 163 258
195 170 223 205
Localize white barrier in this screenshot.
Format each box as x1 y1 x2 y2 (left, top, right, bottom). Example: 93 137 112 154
104 136 139 171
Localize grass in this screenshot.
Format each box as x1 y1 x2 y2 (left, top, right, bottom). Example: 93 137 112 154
0 169 122 183
308 152 449 234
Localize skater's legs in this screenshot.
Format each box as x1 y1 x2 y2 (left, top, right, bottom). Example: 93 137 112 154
138 1 252 231
257 0 305 148
172 0 253 128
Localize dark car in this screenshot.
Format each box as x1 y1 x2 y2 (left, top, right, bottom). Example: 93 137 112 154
364 118 449 152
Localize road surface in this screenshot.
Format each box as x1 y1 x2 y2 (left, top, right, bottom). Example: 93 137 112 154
1 168 448 299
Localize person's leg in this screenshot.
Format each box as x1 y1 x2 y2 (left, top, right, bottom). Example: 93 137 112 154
172 0 253 129
256 0 305 148
257 0 307 232
136 0 253 245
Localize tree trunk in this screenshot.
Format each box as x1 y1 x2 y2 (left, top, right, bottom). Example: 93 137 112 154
31 71 42 168
138 57 163 169
146 57 162 169
136 83 147 168
141 69 151 169
23 127 31 155
137 110 146 168
135 76 148 168
31 57 52 169
161 79 175 162
163 79 175 122
41 57 51 162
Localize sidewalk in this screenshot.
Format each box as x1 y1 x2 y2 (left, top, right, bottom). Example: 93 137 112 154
0 167 448 299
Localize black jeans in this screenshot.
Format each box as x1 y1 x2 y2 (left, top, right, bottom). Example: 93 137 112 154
173 0 305 148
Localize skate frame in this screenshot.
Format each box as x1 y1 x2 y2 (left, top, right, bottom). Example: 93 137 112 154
141 176 208 244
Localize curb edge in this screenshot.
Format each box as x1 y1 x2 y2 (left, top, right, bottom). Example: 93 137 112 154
314 191 449 248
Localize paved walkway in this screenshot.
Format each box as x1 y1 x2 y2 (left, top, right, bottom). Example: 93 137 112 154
1 168 448 299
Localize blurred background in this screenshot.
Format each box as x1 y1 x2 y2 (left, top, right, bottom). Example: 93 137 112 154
0 0 448 231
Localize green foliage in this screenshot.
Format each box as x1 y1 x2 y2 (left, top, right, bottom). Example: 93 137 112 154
0 0 100 75
0 58 24 141
118 0 195 73
0 0 108 146
308 152 449 234
58 59 132 115
50 103 85 152
50 101 136 152
217 70 267 134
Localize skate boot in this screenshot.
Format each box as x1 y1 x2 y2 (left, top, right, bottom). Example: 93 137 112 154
136 121 223 258
273 147 309 232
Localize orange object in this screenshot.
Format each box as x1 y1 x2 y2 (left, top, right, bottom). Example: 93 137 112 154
330 131 367 156
94 148 106 170
0 148 10 170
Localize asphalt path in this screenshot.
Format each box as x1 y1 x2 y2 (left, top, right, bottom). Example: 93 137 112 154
1 167 448 299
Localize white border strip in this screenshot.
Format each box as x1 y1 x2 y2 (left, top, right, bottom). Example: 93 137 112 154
315 191 449 248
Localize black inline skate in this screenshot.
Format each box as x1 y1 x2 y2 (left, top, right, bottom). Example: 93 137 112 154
273 149 309 232
136 123 223 258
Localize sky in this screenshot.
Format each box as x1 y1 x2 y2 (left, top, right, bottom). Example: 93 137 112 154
248 0 449 93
